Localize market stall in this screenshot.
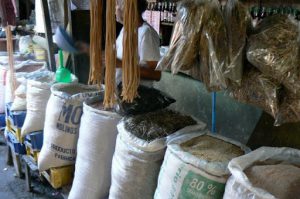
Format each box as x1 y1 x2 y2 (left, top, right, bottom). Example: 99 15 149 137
0 0 300 199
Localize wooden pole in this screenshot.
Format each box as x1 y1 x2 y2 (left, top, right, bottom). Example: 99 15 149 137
41 0 56 72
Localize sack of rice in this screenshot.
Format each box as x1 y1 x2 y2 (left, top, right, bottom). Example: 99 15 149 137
223 147 300 199
21 71 56 137
109 109 206 199
247 15 299 85
224 0 251 85
69 96 121 199
154 132 250 199
38 83 100 171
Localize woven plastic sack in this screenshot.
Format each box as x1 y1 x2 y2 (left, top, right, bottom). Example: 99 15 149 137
69 96 121 199
109 116 206 199
21 71 56 137
223 147 300 199
154 131 250 199
38 83 100 171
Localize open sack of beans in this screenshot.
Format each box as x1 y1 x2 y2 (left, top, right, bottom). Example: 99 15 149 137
154 131 250 199
109 109 206 199
38 83 100 171
223 147 300 199
157 0 229 91
69 95 121 199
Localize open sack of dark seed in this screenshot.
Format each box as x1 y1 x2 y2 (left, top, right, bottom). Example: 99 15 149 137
108 109 206 199
223 147 300 199
154 131 250 199
38 83 100 171
69 95 121 199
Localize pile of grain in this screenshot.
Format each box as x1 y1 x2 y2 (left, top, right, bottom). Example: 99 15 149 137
245 164 300 199
124 109 196 141
181 135 244 163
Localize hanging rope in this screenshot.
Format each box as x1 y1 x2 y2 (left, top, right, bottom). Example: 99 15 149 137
121 0 140 102
103 0 117 108
89 0 103 87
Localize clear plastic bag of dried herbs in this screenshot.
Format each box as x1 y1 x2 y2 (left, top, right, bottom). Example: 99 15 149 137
224 0 251 86
247 15 300 84
229 68 281 119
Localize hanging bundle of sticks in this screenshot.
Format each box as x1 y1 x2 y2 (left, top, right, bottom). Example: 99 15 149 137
121 0 140 103
89 0 103 86
103 0 117 108
6 26 16 100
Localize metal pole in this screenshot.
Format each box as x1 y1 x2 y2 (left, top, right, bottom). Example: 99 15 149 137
212 92 217 133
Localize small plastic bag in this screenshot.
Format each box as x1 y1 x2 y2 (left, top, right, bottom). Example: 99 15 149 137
157 1 206 73
275 92 300 126
199 0 229 91
230 68 281 119
224 0 251 85
247 15 299 83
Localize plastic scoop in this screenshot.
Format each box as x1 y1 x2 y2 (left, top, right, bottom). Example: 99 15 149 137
55 49 71 83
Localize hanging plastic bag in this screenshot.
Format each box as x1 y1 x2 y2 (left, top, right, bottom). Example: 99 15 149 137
247 15 299 84
229 68 281 119
198 0 229 91
224 0 251 85
275 91 300 126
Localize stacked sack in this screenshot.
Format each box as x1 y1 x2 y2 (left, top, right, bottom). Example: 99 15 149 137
38 83 100 171
223 147 300 199
109 109 206 199
154 131 250 199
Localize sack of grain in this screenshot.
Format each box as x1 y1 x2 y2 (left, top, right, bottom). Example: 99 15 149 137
223 147 300 199
154 132 250 199
38 83 100 171
21 72 55 137
69 96 121 199
109 109 206 199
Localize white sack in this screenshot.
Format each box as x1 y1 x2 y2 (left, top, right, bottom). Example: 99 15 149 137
154 132 250 199
68 96 121 199
21 71 55 137
109 120 206 199
223 147 300 199
38 83 100 171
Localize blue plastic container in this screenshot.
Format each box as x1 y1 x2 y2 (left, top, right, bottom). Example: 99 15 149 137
6 131 26 155
25 131 43 150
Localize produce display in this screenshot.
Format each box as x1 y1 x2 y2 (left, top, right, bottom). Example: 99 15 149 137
245 164 300 199
124 109 196 141
181 135 244 163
